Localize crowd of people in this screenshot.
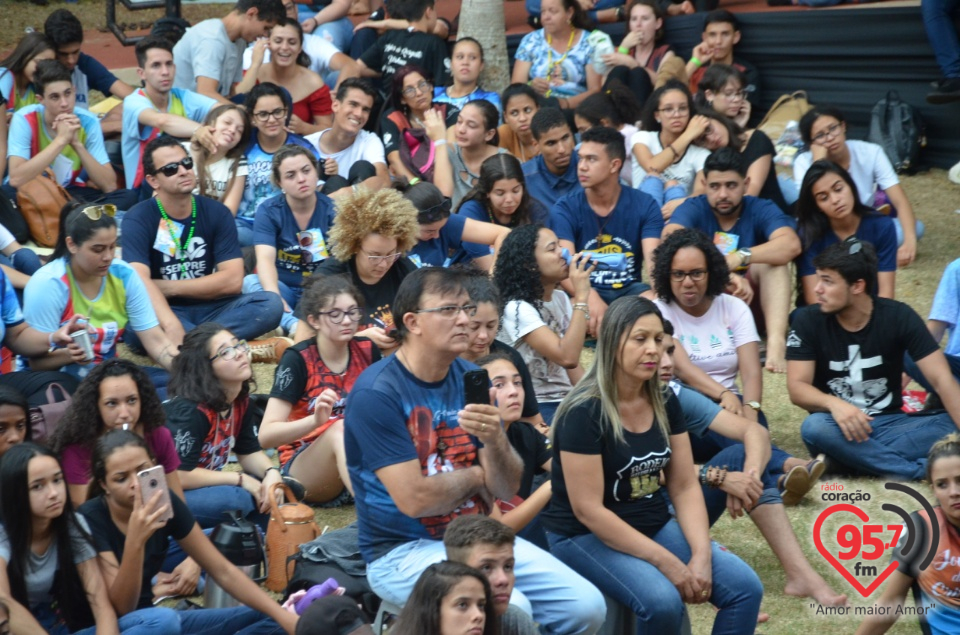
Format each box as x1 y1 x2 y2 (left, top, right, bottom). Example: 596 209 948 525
0 0 957 633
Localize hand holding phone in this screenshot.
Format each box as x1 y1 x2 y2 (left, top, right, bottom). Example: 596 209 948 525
137 465 174 523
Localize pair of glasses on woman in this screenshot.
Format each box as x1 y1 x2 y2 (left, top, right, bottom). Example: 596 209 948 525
209 340 250 362
401 80 433 99
316 307 364 324
77 204 117 221
153 156 195 177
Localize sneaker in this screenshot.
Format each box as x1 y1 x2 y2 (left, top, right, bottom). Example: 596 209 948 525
927 78 960 105
248 336 294 363
806 454 826 484
778 465 811 506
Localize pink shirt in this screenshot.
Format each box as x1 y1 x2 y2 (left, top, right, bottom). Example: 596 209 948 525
61 426 181 484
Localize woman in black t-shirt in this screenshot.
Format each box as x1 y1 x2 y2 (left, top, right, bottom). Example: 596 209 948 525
544 296 763 634
293 188 420 354
79 430 298 635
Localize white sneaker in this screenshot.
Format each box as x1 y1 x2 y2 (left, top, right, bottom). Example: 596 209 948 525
949 160 960 185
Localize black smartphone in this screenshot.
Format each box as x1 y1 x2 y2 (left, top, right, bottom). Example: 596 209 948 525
463 369 490 406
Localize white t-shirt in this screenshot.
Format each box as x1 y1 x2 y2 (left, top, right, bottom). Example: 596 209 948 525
0 223 15 251
242 34 340 78
655 294 759 392
306 129 386 178
498 294 574 403
183 142 250 203
0 516 96 608
630 129 710 193
620 123 638 186
793 139 899 207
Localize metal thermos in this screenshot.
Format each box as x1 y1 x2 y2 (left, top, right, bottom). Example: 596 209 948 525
203 510 267 609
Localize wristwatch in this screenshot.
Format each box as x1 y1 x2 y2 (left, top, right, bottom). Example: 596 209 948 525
737 248 752 267
745 400 762 411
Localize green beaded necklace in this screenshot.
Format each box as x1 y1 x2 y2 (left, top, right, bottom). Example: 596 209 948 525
156 195 197 276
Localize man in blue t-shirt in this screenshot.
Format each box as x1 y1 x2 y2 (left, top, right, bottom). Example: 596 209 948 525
522 108 580 208
344 267 605 634
121 136 283 357
44 9 134 137
6 60 137 210
665 147 800 374
121 37 218 193
553 126 663 335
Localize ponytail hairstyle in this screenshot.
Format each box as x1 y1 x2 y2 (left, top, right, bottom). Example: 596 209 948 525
88 429 154 500
458 153 535 228
270 18 312 68
575 81 642 129
51 200 118 262
461 99 500 146
928 432 960 482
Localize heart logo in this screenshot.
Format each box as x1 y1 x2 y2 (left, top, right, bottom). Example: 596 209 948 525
813 503 900 597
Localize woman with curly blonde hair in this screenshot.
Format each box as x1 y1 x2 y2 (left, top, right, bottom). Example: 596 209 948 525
293 188 419 352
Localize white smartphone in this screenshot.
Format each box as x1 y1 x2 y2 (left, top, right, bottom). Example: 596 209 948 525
137 465 174 523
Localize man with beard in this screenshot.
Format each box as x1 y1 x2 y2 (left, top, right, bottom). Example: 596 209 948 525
522 108 580 208
121 136 284 356
664 147 800 373
787 239 960 480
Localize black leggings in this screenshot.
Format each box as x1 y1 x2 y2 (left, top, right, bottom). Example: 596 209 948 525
321 160 378 196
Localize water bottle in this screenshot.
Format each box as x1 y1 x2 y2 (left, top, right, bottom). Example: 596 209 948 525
561 248 628 274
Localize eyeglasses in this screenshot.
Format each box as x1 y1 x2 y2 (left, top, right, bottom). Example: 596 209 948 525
154 156 194 177
252 107 288 122
361 250 403 265
78 204 117 221
414 304 478 319
316 307 364 324
811 122 843 144
670 269 707 282
719 89 746 100
209 340 250 362
658 106 689 116
844 237 863 255
417 199 452 225
401 80 433 99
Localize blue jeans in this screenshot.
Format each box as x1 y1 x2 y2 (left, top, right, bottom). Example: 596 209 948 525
800 410 958 480
893 217 925 247
904 351 960 393
171 292 284 341
366 537 606 635
183 484 270 531
701 443 783 526
34 603 180 635
548 520 763 635
236 219 254 248
243 273 301 334
639 174 687 207
596 281 652 306
178 606 282 635
539 401 560 426
526 0 620 20
923 0 960 78
297 5 353 52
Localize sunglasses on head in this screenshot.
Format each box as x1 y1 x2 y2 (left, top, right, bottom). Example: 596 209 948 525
78 204 117 221
154 156 194 177
843 236 863 255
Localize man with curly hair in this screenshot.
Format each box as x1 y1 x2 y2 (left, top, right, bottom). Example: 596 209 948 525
664 147 800 373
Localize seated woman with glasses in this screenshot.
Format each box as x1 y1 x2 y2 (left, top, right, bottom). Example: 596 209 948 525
402 180 509 271
238 83 319 247
381 65 457 190
795 160 897 305
164 323 289 530
23 202 177 382
244 145 336 336
293 188 420 353
630 80 710 221
693 64 751 130
494 224 595 425
260 276 379 506
793 105 922 268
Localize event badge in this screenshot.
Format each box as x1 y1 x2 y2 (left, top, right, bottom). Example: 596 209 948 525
297 229 329 265
154 219 185 257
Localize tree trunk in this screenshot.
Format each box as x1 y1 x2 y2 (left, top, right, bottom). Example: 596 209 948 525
457 0 510 94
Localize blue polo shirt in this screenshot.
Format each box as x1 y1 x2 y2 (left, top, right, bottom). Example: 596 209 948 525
522 151 581 209
669 195 796 257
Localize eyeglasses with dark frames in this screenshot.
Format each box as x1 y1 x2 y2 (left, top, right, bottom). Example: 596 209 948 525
670 269 708 282
414 304 478 319
316 307 364 324
209 340 250 362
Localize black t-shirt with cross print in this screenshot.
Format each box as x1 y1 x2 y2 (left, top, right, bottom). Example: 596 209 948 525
786 299 939 415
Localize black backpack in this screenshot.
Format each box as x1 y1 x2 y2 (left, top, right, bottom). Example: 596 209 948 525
867 91 926 174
